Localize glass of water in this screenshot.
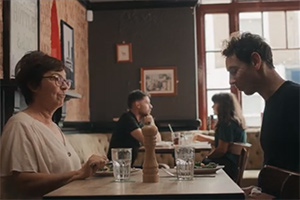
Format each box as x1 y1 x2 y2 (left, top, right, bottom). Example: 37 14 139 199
175 146 195 180
111 148 132 182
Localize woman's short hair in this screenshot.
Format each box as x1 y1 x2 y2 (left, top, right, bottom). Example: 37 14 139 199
15 51 65 105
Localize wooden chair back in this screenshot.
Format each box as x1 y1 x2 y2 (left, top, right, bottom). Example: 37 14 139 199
259 165 300 199
228 142 252 186
281 173 300 199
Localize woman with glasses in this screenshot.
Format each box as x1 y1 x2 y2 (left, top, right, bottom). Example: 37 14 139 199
194 92 247 181
0 51 108 199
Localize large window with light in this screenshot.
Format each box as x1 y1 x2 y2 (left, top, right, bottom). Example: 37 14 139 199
205 13 230 117
197 1 300 129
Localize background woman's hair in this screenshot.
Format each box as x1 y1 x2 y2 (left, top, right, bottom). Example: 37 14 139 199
212 93 246 130
15 51 65 105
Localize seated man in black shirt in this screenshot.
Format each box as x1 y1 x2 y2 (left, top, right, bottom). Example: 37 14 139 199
107 90 161 164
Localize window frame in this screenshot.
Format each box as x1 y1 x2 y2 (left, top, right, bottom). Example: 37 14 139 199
196 0 300 130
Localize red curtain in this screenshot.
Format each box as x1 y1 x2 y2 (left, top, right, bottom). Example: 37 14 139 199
51 0 61 60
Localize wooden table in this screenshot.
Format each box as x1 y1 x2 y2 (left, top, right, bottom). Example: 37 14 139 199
139 143 212 154
44 169 245 199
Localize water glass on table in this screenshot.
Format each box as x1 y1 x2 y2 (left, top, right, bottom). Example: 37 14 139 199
111 148 132 182
175 146 195 180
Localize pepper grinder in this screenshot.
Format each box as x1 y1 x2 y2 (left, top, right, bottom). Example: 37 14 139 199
142 124 159 183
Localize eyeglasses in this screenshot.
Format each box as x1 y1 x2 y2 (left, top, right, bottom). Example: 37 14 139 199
42 75 72 88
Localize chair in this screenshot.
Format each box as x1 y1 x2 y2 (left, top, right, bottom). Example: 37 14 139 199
281 172 300 199
259 165 300 199
228 142 252 186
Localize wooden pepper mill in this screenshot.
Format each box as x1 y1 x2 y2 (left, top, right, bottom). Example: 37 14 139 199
142 124 159 183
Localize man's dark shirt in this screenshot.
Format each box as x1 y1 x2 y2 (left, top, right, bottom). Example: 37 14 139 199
260 81 300 172
107 111 143 163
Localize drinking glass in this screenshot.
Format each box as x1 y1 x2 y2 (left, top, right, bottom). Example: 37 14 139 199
111 148 132 181
172 132 180 145
175 146 195 180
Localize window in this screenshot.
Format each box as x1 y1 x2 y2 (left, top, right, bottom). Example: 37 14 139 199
205 13 230 116
239 11 300 126
200 0 231 4
197 1 300 129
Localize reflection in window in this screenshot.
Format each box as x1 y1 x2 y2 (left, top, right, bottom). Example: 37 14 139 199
239 12 262 35
287 11 300 48
263 11 286 48
205 14 229 51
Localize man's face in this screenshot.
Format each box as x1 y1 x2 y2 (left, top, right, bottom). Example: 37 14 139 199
226 54 259 95
137 96 153 117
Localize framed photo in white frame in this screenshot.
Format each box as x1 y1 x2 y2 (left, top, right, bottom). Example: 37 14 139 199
116 43 132 63
140 67 177 96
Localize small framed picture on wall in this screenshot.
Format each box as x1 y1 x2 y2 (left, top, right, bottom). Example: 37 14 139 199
116 43 132 63
61 20 75 89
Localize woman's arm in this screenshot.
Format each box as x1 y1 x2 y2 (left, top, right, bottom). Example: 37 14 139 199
8 154 108 198
193 134 215 143
207 139 230 159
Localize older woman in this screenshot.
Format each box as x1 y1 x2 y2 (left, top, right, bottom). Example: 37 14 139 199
0 51 108 199
194 93 247 180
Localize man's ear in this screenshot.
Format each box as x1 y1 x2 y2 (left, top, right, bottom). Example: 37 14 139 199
251 52 262 70
135 101 141 109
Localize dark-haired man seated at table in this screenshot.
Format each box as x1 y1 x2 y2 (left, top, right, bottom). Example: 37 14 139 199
107 90 161 165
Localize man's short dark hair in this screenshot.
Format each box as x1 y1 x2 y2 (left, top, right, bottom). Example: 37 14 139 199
222 32 274 68
127 90 150 109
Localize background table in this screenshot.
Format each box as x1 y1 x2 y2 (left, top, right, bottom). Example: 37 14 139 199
44 169 245 200
139 143 212 154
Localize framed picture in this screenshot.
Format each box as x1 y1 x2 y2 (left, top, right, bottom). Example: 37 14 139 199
9 0 39 79
116 43 132 63
60 20 75 89
140 67 177 96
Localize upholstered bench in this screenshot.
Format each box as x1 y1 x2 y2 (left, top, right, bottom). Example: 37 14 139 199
65 133 111 164
65 128 263 187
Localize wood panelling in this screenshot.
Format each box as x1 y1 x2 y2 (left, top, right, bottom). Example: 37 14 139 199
40 0 89 121
0 0 3 79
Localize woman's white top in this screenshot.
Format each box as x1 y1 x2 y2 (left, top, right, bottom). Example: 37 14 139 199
0 112 81 198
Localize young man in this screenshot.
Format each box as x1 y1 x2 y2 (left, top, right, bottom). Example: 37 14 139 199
222 32 299 173
107 90 161 164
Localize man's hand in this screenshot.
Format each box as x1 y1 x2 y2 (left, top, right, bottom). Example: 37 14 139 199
142 115 154 125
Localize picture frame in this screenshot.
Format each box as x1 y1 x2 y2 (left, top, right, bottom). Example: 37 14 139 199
60 20 75 89
116 43 132 63
9 0 39 79
140 67 177 96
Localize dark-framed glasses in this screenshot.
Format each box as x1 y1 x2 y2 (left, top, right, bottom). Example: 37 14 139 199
42 75 72 88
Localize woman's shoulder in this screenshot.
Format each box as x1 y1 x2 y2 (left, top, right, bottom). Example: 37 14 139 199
6 112 34 123
3 112 36 131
